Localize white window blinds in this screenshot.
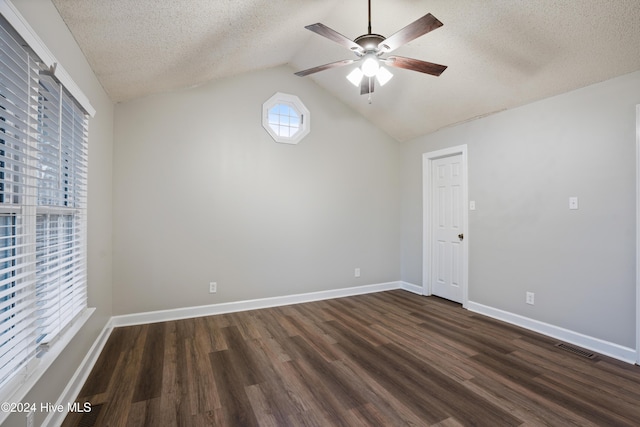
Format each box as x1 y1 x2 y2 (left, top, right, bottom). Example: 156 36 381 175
0 14 88 391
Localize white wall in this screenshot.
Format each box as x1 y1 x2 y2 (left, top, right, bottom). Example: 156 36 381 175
6 1 114 426
113 65 401 315
401 71 640 349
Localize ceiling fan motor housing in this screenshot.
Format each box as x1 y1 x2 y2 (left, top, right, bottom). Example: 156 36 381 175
354 34 386 54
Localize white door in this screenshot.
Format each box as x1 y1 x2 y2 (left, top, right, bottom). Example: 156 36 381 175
430 154 465 303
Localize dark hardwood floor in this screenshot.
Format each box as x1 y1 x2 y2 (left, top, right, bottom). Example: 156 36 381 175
62 290 640 426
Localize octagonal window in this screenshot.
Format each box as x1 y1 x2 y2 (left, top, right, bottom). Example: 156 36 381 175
262 93 310 144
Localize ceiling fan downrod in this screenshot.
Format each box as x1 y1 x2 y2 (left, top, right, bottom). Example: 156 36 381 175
367 0 372 35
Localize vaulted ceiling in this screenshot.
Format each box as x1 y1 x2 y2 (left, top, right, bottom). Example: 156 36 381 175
52 0 640 141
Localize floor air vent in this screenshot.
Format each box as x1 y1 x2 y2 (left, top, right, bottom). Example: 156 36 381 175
77 403 102 427
555 342 596 359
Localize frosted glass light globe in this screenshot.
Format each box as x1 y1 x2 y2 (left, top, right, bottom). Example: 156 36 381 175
346 68 364 86
376 67 393 86
361 54 379 77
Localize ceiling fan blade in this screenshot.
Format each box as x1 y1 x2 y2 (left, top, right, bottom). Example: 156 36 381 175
360 76 374 95
305 23 365 54
378 13 443 53
383 56 447 76
294 59 356 77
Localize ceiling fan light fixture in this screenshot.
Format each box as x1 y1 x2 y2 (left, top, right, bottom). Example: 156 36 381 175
361 53 379 77
376 67 393 86
295 3 447 97
347 68 364 86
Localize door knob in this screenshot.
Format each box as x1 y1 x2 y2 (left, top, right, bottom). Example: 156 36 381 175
458 233 464 240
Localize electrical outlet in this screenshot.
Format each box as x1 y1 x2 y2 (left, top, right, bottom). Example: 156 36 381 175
354 268 361 278
526 291 535 305
209 282 217 293
569 196 579 210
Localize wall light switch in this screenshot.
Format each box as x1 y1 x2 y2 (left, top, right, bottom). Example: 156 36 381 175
469 201 476 210
569 197 579 210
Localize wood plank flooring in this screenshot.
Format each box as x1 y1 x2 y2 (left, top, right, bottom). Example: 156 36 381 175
62 291 640 426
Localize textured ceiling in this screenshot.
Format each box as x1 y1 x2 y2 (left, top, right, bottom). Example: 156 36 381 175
52 0 640 141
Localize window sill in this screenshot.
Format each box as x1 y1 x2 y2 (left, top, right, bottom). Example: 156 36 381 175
0 307 95 425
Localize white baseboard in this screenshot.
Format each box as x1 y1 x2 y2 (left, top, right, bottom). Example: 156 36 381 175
467 301 637 364
400 281 424 295
111 281 403 327
43 319 114 427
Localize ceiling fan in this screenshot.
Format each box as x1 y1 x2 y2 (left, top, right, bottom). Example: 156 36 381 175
294 0 447 96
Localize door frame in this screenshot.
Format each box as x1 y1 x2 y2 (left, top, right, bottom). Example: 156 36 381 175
636 105 640 364
423 145 469 307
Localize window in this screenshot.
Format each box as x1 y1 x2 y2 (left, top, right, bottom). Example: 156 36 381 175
0 11 89 398
262 92 310 144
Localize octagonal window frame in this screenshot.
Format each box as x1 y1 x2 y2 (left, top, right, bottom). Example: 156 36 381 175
262 92 310 144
